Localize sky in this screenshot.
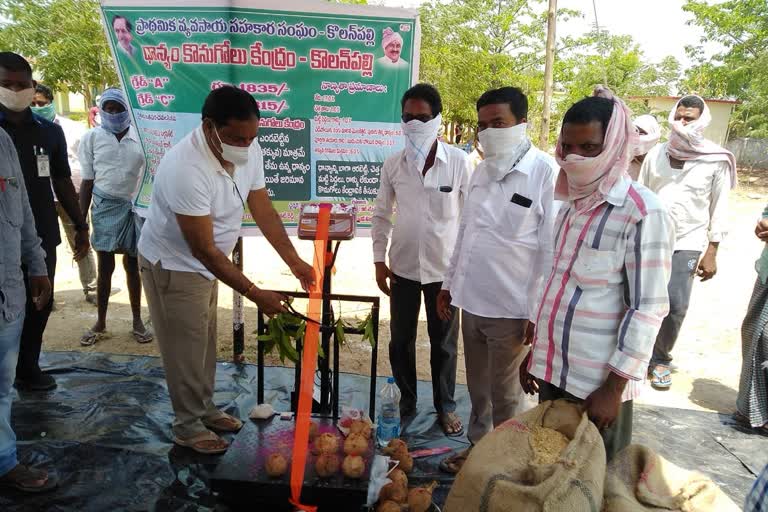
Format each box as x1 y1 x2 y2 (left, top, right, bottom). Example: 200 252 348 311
377 0 716 68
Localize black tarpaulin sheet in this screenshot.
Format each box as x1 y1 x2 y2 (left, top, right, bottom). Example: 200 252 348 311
2 351 766 511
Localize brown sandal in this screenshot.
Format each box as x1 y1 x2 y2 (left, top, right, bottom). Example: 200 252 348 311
174 430 229 454
203 412 243 433
0 464 57 493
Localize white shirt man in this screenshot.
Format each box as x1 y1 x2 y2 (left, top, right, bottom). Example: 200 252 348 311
438 87 557 473
371 84 470 436
79 125 144 202
638 95 735 390
138 86 313 454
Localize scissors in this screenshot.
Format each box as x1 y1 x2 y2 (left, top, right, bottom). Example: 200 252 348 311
282 299 320 325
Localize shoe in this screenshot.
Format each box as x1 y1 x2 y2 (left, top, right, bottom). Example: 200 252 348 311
84 292 97 304
14 373 57 391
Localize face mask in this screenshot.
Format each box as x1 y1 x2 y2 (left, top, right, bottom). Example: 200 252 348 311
0 86 35 112
31 103 56 122
214 126 251 167
100 109 131 134
632 136 657 157
401 113 442 172
557 153 609 199
478 123 529 180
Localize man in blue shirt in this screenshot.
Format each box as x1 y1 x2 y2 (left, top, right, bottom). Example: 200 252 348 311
0 126 55 492
0 52 90 391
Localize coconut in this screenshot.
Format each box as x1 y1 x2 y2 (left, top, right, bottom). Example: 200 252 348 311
343 432 369 456
407 481 438 512
342 455 366 479
315 453 340 478
265 453 288 478
312 432 339 455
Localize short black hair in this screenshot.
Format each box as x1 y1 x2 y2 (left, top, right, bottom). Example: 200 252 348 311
112 15 133 31
0 52 33 78
679 95 705 113
562 96 614 135
476 87 528 121
202 86 261 125
401 83 442 117
35 84 54 102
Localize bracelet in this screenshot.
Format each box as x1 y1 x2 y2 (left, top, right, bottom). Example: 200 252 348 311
243 282 256 297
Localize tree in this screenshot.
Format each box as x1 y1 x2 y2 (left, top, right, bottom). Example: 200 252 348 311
682 0 768 138
0 0 117 107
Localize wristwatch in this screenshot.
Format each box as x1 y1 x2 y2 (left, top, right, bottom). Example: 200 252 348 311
75 222 89 232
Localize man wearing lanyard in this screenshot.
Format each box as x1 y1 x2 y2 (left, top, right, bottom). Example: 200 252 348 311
438 87 558 473
0 52 89 391
371 83 470 437
138 86 314 454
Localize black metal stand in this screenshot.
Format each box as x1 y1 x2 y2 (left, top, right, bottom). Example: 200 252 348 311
256 241 380 421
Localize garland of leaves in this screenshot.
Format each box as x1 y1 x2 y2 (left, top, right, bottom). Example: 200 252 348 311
258 304 376 363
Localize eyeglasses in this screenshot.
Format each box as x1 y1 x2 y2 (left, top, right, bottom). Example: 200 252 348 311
401 113 434 123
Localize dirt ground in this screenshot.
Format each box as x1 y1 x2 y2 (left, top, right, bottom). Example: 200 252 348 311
43 168 768 416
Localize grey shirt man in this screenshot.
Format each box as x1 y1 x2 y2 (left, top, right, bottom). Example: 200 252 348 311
0 127 47 322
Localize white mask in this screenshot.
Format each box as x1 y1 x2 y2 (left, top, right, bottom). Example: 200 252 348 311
0 86 35 112
214 126 251 167
401 113 442 172
478 123 529 180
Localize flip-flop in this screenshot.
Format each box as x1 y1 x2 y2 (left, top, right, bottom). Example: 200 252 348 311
132 327 154 344
0 465 58 493
439 448 471 474
439 412 465 437
80 329 109 347
203 412 243 433
650 365 672 390
173 430 229 455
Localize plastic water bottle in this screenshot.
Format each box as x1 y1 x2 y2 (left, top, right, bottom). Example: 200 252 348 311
377 377 401 447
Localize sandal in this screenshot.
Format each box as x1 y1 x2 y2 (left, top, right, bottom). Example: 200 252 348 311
132 326 154 344
439 412 465 437
80 328 109 347
650 365 672 390
0 464 57 493
174 430 229 455
439 448 471 474
203 412 243 433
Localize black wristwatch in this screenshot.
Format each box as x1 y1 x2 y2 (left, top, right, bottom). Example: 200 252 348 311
75 222 89 232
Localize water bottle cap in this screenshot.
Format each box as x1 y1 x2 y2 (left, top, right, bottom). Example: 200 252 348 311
387 377 395 384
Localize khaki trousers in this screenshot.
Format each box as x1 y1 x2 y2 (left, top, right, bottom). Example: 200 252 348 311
139 255 220 439
55 201 96 293
462 311 528 445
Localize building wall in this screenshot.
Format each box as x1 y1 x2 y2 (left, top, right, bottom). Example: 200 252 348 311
643 98 735 146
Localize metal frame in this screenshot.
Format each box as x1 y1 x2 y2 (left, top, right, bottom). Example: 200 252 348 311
255 290 380 422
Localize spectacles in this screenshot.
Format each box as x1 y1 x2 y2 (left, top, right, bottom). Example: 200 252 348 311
402 113 433 123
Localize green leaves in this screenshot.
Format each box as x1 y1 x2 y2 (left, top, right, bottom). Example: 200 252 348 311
257 313 308 364
683 0 768 138
0 0 118 104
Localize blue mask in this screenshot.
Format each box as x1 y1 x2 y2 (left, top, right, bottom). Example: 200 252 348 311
100 109 131 134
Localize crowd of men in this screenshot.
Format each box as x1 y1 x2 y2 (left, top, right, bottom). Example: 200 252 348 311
0 49 765 507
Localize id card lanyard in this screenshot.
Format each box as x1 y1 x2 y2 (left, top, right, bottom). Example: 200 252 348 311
34 145 50 178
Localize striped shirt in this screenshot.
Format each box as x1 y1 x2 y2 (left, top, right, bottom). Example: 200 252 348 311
746 463 768 512
528 176 674 401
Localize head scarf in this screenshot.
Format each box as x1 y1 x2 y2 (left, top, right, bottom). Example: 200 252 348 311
632 114 661 157
99 88 128 110
382 27 403 52
554 85 636 211
666 95 737 188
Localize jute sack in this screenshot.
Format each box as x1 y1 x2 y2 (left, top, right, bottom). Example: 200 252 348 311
444 400 606 512
603 444 740 512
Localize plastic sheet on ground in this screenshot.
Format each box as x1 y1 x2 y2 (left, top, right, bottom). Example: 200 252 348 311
2 351 766 511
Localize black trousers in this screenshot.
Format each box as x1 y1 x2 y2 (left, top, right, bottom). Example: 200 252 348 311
16 245 56 379
538 380 633 462
389 274 459 415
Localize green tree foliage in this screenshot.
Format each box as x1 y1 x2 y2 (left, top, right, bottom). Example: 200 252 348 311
0 0 117 106
419 0 680 145
683 0 768 138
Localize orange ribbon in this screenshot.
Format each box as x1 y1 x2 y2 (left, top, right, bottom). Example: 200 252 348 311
289 203 331 512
